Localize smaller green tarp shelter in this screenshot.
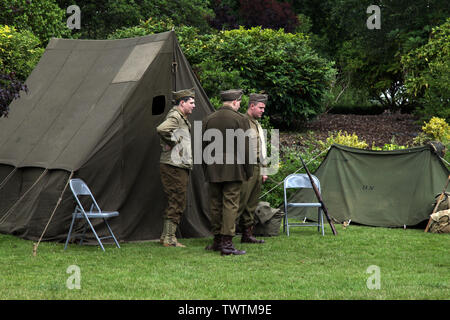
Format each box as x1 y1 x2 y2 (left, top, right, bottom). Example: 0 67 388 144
289 144 450 227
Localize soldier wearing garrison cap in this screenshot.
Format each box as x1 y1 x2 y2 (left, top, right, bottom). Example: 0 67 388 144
156 88 195 247
202 89 253 255
237 92 269 244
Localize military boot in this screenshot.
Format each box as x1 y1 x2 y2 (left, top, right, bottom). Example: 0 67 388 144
220 235 246 256
160 218 170 245
205 234 222 251
241 226 265 244
165 220 186 248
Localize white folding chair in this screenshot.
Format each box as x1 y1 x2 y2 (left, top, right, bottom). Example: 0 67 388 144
283 173 325 236
64 178 120 251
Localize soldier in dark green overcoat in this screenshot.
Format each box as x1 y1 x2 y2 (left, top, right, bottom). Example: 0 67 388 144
202 89 253 255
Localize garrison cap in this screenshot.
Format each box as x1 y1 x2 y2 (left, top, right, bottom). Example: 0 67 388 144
249 93 268 104
172 88 195 101
220 89 243 101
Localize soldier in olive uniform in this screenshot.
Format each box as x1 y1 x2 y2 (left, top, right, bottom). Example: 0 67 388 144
237 93 269 244
202 89 253 255
156 88 195 247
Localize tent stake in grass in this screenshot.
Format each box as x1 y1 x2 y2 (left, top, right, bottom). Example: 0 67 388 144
299 154 337 235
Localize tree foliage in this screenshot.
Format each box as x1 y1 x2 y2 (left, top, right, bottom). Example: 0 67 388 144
56 0 214 39
294 0 449 112
402 18 450 121
238 0 298 32
0 0 69 45
209 0 299 32
110 20 335 126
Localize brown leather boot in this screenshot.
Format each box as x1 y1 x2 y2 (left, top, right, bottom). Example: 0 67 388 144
220 235 246 256
241 226 265 244
205 234 221 251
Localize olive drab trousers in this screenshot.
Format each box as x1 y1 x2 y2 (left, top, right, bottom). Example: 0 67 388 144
160 163 190 225
237 165 261 229
208 181 242 236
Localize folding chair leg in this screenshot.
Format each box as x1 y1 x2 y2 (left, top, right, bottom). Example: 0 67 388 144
284 211 290 236
319 208 325 236
83 216 105 251
103 218 120 248
79 222 88 245
286 213 290 237
64 215 77 250
317 208 320 233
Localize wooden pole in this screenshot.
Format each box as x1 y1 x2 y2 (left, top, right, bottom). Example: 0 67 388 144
424 175 450 233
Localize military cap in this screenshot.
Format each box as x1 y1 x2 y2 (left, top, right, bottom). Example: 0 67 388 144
220 89 243 101
172 88 195 101
249 93 268 104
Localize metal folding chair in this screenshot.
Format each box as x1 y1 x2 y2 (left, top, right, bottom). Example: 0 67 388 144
283 173 325 236
64 178 120 251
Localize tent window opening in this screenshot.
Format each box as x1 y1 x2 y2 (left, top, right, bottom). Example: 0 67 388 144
152 95 166 115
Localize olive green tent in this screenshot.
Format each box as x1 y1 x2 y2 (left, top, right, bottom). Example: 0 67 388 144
289 144 450 227
0 31 214 243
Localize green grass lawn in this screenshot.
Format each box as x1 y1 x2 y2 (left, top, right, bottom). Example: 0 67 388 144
0 224 448 300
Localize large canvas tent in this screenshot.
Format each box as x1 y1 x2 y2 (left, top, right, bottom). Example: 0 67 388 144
289 144 450 227
0 31 214 242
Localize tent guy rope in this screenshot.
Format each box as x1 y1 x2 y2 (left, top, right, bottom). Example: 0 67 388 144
33 171 74 256
0 167 17 191
0 169 48 225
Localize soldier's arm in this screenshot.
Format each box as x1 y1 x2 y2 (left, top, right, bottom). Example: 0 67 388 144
156 116 181 147
242 118 254 180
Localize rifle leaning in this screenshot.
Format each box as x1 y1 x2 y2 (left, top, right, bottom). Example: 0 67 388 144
299 154 338 236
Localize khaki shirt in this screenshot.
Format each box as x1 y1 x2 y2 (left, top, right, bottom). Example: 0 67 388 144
156 106 193 170
244 113 267 168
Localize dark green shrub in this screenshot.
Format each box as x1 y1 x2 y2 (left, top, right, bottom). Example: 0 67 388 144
198 27 336 125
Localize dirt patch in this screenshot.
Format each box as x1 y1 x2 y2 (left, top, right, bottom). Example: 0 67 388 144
280 112 422 148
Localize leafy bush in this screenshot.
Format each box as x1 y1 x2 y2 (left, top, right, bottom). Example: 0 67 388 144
371 143 408 151
195 58 249 107
198 27 336 125
421 117 450 142
108 17 176 39
0 0 68 44
0 25 44 81
318 131 369 151
413 117 450 146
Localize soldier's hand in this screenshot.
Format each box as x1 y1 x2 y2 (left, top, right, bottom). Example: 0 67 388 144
262 175 268 183
163 144 172 151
